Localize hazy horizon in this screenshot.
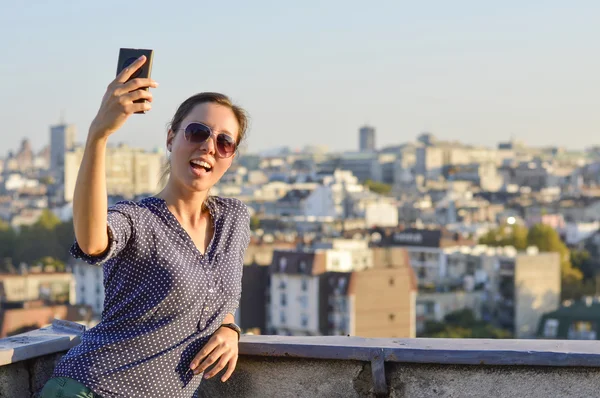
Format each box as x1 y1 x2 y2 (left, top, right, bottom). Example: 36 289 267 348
1 1 599 155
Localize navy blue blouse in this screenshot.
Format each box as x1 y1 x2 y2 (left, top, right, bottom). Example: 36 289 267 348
53 196 251 398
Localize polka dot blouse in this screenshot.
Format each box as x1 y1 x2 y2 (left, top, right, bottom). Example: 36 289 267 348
52 196 251 398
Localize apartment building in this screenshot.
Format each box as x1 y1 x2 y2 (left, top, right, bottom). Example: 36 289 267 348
488 252 561 338
72 260 105 317
268 247 416 338
64 143 165 202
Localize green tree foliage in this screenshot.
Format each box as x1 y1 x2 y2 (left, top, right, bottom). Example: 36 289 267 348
36 209 61 229
569 249 595 280
480 222 586 300
0 210 74 272
479 224 528 250
526 224 582 282
421 309 511 339
33 256 66 272
479 223 582 281
364 180 392 195
0 220 16 268
250 215 261 231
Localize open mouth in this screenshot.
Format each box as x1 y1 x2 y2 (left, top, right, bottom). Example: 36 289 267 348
190 159 213 175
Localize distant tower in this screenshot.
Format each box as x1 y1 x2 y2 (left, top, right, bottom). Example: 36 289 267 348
359 125 376 152
50 121 76 177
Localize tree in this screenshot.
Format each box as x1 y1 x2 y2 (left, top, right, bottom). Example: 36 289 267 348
479 224 528 250
0 213 75 270
35 209 61 230
0 220 16 265
527 223 582 282
33 256 66 272
250 215 261 231
54 219 75 263
421 309 511 339
571 249 595 280
364 180 392 195
480 223 583 284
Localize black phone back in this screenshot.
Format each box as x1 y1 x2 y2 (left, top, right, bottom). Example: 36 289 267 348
116 48 154 113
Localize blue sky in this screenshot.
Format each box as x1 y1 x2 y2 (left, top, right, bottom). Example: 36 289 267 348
1 1 598 155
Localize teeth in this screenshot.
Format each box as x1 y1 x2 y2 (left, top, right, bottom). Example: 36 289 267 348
190 160 212 170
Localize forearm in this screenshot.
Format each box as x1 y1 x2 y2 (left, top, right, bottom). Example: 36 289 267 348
223 313 235 324
72 133 109 256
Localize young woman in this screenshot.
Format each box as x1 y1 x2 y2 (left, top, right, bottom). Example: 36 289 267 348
41 55 251 398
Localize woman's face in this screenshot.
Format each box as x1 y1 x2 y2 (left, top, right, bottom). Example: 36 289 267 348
167 102 239 194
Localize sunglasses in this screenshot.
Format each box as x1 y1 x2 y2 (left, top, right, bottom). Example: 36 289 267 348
179 122 237 158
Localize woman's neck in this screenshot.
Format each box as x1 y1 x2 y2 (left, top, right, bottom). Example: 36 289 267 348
156 179 210 226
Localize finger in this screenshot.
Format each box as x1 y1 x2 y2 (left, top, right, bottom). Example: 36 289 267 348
196 348 226 375
221 354 238 382
204 354 231 379
117 78 159 95
122 89 153 103
127 101 152 114
190 341 219 371
116 55 146 83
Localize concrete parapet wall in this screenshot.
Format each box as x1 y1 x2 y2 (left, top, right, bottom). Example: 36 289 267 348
1 322 600 397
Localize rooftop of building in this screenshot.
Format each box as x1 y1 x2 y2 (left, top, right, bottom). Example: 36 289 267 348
3 320 600 397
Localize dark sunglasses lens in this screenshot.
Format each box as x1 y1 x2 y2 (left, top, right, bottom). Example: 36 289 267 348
217 135 236 157
184 123 211 143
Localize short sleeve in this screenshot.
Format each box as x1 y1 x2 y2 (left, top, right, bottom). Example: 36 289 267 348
70 201 139 266
224 203 251 316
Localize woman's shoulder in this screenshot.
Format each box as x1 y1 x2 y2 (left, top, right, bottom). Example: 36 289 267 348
210 196 249 217
108 196 165 219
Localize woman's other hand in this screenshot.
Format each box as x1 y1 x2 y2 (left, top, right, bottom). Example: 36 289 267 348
190 326 239 382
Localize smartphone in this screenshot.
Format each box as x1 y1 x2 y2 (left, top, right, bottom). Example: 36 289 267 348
116 48 154 114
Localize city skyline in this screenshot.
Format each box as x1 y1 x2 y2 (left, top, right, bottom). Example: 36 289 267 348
1 2 599 155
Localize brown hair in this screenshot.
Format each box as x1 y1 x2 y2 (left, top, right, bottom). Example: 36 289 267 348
159 92 249 187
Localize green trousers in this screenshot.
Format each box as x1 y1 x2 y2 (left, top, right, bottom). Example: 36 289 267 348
39 377 102 398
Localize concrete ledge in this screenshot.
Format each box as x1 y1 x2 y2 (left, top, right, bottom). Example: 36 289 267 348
239 335 600 367
0 320 83 366
2 328 600 397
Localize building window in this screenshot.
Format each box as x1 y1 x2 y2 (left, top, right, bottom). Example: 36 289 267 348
279 280 287 289
280 293 287 306
299 261 307 273
301 313 309 328
389 277 395 286
568 321 596 340
543 319 559 338
279 257 287 272
299 295 308 309
424 302 435 315
280 311 286 324
301 278 308 291
389 313 395 322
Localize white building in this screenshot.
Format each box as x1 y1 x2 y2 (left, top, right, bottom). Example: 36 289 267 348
311 238 374 271
3 174 40 191
72 260 105 317
269 249 356 336
64 144 165 202
268 248 417 338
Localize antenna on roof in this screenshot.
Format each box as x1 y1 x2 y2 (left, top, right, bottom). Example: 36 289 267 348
59 109 65 124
